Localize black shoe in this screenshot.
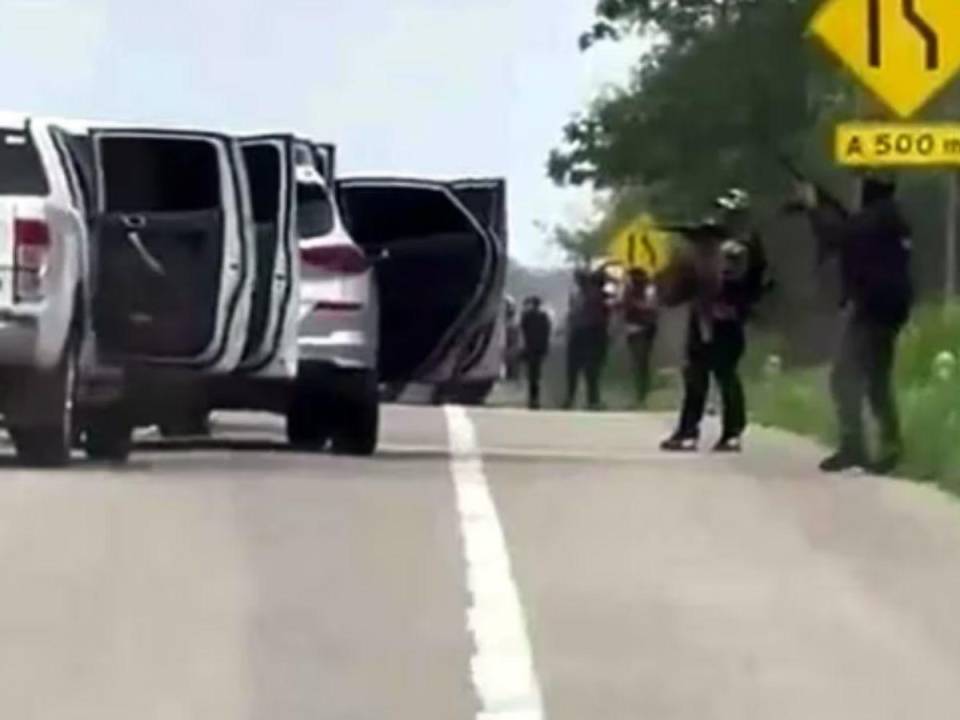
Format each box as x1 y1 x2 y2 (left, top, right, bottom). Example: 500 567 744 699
661 434 699 452
819 449 867 473
870 449 902 476
713 436 743 453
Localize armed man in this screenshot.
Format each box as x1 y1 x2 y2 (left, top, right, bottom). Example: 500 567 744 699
795 171 913 474
660 188 769 452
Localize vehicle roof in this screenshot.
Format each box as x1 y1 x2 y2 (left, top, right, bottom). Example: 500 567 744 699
342 174 506 186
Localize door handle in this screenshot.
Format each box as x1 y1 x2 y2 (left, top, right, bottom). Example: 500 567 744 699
121 215 147 229
126 231 166 277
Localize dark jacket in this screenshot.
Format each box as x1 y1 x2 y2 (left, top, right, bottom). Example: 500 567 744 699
521 308 552 359
809 197 913 326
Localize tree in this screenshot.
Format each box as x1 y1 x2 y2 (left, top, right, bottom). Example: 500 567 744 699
551 0 835 218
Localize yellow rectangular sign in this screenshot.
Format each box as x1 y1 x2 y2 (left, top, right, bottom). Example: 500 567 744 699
836 123 960 166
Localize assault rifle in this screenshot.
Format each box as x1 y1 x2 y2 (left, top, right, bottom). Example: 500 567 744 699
777 152 849 218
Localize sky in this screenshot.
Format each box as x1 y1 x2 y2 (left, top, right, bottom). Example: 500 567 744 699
0 0 641 266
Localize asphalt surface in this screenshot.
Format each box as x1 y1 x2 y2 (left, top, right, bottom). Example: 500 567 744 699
1 405 960 719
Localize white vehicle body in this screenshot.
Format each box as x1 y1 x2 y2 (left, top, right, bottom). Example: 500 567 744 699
0 114 85 374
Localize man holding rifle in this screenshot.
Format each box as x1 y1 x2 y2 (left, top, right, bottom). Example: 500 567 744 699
793 170 913 474
660 189 769 452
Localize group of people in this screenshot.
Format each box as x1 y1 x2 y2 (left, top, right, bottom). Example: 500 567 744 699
512 170 913 475
511 265 660 413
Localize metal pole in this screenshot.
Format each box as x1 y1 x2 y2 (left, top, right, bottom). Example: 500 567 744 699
946 172 958 302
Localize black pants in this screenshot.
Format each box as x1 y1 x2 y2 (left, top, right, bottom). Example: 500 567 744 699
627 326 658 405
566 327 608 408
832 309 902 455
524 354 545 409
677 318 746 439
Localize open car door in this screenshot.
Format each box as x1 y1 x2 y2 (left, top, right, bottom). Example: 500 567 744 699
336 177 501 388
236 134 298 377
89 128 252 372
445 179 508 401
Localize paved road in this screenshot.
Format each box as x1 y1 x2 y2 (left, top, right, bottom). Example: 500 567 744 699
1 405 960 719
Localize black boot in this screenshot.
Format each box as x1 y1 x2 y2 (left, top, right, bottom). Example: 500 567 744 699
819 447 868 473
661 433 699 452
712 435 743 453
870 443 902 476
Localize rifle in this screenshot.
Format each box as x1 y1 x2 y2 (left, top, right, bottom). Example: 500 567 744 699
660 220 728 244
777 152 849 218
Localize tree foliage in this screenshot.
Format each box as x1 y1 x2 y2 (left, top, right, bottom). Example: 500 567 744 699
552 0 841 219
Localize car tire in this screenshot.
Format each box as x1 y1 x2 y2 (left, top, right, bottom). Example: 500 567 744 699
286 385 328 450
450 379 495 406
10 341 78 468
331 369 379 457
159 411 211 438
83 404 133 463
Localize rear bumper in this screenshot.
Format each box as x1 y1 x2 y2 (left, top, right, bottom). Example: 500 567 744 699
297 307 376 370
0 311 42 367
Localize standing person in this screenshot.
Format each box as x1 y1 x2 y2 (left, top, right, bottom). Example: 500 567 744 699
564 267 612 410
503 297 522 382
520 296 552 409
621 268 659 407
797 172 913 474
661 189 769 452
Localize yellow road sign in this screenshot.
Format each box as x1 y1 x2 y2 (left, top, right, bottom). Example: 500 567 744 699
608 214 673 274
836 122 960 165
810 0 960 119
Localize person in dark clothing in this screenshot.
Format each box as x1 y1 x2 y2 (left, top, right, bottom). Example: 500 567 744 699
564 268 611 410
621 268 659 407
798 173 913 474
520 296 552 409
662 189 769 452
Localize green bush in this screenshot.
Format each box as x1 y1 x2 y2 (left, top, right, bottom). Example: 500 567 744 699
748 303 960 491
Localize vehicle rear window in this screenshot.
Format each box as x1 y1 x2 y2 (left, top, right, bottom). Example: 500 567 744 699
100 136 221 213
339 185 473 243
0 128 49 196
297 181 334 237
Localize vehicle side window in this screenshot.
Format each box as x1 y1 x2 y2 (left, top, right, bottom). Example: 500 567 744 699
0 127 49 196
241 144 282 224
340 186 473 241
99 137 221 213
297 181 333 238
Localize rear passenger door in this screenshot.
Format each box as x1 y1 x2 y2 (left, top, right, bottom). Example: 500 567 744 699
447 179 508 384
236 135 298 377
88 128 253 371
336 177 499 386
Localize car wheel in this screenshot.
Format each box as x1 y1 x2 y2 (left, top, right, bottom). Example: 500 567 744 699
159 411 211 438
285 386 328 450
83 404 133 463
10 341 78 468
331 370 379 457
451 380 495 406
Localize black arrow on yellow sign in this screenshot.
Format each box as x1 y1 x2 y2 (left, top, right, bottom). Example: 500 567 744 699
867 0 939 71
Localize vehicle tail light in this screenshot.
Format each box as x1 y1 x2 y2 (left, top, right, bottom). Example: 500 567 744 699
300 244 369 275
14 218 51 302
